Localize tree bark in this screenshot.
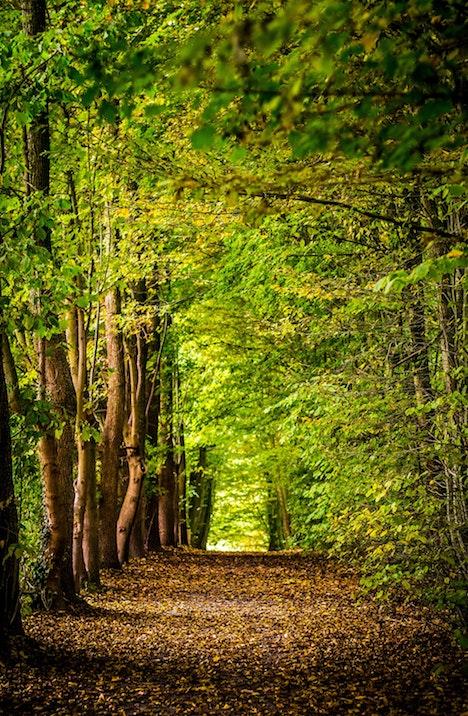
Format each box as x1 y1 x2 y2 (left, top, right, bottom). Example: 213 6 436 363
129 489 146 559
117 283 148 564
174 366 189 546
0 330 23 648
276 483 291 543
82 437 100 587
438 265 467 576
266 476 283 552
23 0 77 610
177 422 189 547
38 336 76 607
100 289 125 568
158 357 177 547
145 395 161 551
189 447 213 550
413 199 468 578
145 494 161 552
68 306 89 591
145 303 162 552
1 334 22 415
145 381 161 552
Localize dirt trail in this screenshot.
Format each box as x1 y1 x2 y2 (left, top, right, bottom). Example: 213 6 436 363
0 551 466 715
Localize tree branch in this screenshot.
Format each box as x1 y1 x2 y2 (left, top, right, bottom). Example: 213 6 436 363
246 191 464 240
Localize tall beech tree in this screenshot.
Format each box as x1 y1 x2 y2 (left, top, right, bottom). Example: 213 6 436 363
189 448 213 551
145 311 163 553
100 288 125 569
22 0 77 607
158 353 177 548
117 281 149 565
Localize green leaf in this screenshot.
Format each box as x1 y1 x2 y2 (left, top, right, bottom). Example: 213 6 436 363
81 85 100 107
418 99 452 123
190 125 216 150
144 103 165 117
99 100 118 123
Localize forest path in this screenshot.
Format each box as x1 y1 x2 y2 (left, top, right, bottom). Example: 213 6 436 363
1 551 465 715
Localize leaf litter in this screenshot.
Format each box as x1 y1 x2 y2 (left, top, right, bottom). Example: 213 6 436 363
0 551 466 714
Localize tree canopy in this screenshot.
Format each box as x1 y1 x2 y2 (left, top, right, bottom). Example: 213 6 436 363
0 0 466 654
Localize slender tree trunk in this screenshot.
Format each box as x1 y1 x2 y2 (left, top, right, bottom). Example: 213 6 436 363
0 330 23 648
67 306 89 590
117 283 148 564
145 378 161 552
158 357 177 547
82 437 100 587
38 337 76 607
174 366 189 546
1 334 22 414
189 447 213 550
118 448 145 563
64 166 100 590
276 483 291 543
407 285 435 406
400 245 457 577
414 200 468 578
23 0 77 609
145 303 163 552
72 440 88 588
438 263 467 576
128 330 148 559
266 475 283 551
129 490 146 559
199 485 213 551
145 494 161 552
404 282 447 481
100 289 125 568
177 423 189 546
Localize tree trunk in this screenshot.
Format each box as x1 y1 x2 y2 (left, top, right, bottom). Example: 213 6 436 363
67 306 90 591
117 283 148 564
145 306 163 552
83 438 100 587
38 335 76 607
0 330 23 648
100 289 125 568
145 384 161 551
177 423 189 546
129 489 146 559
276 483 291 543
413 200 468 579
23 0 77 609
266 476 283 552
407 284 434 407
174 366 189 547
158 357 177 547
189 447 213 550
145 494 161 552
1 334 22 414
118 450 146 563
438 264 467 576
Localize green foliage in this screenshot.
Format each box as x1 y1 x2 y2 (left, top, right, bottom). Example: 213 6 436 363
10 415 42 588
0 0 465 612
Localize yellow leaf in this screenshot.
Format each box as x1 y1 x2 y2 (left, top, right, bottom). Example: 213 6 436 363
362 33 379 51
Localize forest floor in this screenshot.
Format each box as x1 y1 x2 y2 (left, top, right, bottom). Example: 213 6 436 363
0 551 466 715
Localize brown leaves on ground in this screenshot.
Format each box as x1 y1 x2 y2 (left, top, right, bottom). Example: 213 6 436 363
0 551 466 714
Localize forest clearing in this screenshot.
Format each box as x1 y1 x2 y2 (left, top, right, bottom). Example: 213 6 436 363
0 0 467 713
1 551 466 715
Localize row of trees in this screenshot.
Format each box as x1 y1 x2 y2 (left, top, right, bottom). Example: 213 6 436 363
1 0 466 645
0 0 218 644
